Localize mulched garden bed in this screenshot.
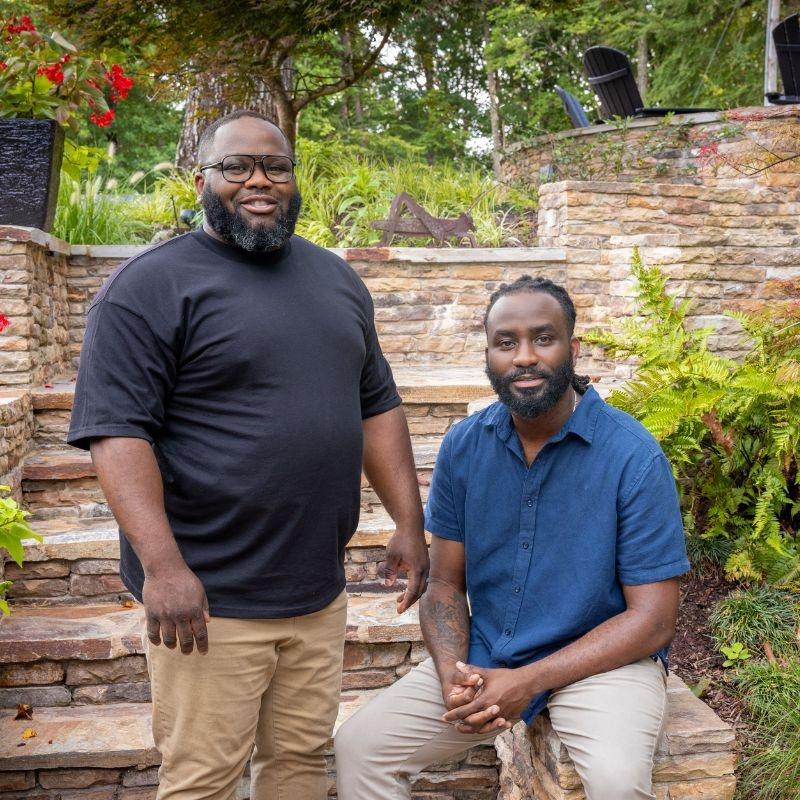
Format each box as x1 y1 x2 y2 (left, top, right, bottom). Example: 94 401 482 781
670 567 749 733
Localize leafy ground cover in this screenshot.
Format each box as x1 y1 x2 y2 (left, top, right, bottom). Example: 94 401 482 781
52 144 537 247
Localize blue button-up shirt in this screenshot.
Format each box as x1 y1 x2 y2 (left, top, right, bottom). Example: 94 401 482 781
423 386 690 722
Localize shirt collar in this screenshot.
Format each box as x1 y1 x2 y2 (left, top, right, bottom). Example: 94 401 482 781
482 385 602 445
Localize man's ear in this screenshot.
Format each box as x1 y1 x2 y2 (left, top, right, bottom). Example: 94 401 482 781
571 336 581 364
194 172 205 198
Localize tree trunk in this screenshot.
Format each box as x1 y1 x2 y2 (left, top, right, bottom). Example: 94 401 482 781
636 32 648 100
175 70 278 167
484 21 504 180
340 30 354 125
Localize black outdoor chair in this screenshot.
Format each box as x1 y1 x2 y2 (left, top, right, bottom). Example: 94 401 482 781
555 85 591 128
766 13 800 104
583 46 715 120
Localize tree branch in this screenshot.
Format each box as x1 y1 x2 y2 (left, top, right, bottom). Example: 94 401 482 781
292 26 393 112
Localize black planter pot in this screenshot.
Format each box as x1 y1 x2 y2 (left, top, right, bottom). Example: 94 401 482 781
0 118 65 232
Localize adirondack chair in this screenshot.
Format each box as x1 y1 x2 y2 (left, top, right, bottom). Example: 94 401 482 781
766 13 800 104
555 85 591 128
583 46 715 120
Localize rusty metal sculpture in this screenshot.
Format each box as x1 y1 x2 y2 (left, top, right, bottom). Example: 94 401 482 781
370 192 478 247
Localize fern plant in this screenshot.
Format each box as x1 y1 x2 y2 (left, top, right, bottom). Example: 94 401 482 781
585 251 800 586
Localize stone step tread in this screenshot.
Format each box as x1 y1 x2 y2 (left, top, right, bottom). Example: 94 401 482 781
0 593 422 665
22 439 443 482
31 368 492 411
0 691 378 771
20 507 423 563
0 675 734 775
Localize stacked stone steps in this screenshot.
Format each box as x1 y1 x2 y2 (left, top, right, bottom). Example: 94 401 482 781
22 366 495 520
29 367 493 445
10 507 432 606
0 697 499 799
20 439 444 520
0 595 499 799
0 593 428 708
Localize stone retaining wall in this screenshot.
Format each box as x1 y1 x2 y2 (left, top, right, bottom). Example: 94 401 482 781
502 105 800 190
64 245 567 368
3 166 799 386
537 179 800 360
0 229 70 387
0 391 32 497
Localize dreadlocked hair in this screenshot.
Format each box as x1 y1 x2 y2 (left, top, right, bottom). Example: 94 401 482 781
483 275 591 394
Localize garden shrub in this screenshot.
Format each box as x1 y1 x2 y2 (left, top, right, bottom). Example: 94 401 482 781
585 251 800 586
709 586 800 659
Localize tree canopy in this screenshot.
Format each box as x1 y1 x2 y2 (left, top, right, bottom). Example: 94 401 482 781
31 0 800 171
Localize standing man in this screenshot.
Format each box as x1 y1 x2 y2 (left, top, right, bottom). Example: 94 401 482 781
67 110 429 800
335 276 690 800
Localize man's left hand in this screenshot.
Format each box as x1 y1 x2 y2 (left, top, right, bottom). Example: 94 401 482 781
382 527 429 613
441 662 533 733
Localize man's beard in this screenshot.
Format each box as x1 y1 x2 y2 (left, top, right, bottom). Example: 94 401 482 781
201 186 302 252
486 353 575 419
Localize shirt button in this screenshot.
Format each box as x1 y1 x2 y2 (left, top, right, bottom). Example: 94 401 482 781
504 628 512 636
526 498 533 507
514 586 521 593
522 542 529 549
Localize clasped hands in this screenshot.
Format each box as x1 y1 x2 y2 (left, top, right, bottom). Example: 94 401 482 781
441 661 532 734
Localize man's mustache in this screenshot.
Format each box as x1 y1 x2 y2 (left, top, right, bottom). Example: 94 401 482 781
506 368 552 381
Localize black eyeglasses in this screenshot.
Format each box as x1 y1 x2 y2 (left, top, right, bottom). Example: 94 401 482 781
199 154 296 184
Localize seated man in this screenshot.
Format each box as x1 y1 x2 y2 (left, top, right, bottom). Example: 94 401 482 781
335 276 690 800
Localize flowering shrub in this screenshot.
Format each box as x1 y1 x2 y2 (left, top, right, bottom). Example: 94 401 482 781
0 13 132 129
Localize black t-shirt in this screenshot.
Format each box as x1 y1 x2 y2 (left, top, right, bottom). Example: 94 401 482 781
67 230 400 617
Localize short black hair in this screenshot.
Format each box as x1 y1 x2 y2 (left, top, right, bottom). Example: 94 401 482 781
483 275 577 335
483 275 590 393
197 110 293 165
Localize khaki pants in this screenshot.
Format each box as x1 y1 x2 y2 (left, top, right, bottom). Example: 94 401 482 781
146 590 348 800
334 656 667 800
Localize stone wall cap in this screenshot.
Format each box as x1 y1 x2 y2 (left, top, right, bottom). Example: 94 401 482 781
0 226 70 255
502 104 799 156
337 246 566 263
69 244 149 258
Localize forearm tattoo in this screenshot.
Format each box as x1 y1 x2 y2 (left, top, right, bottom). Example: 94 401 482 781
420 579 470 670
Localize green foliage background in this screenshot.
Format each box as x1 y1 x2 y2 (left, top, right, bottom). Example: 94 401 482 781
586 252 800 587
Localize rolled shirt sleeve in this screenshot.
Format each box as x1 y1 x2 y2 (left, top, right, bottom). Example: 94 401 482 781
358 289 400 419
616 452 691 585
67 300 177 451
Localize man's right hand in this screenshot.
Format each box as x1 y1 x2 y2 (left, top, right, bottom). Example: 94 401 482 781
142 564 210 655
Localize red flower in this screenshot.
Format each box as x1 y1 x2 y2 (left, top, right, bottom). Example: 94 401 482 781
0 314 10 333
105 64 133 100
3 14 36 35
37 63 65 85
0 62 6 71
60 53 71 64
89 108 115 127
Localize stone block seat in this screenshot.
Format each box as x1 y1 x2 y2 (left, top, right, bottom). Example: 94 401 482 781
496 676 736 800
